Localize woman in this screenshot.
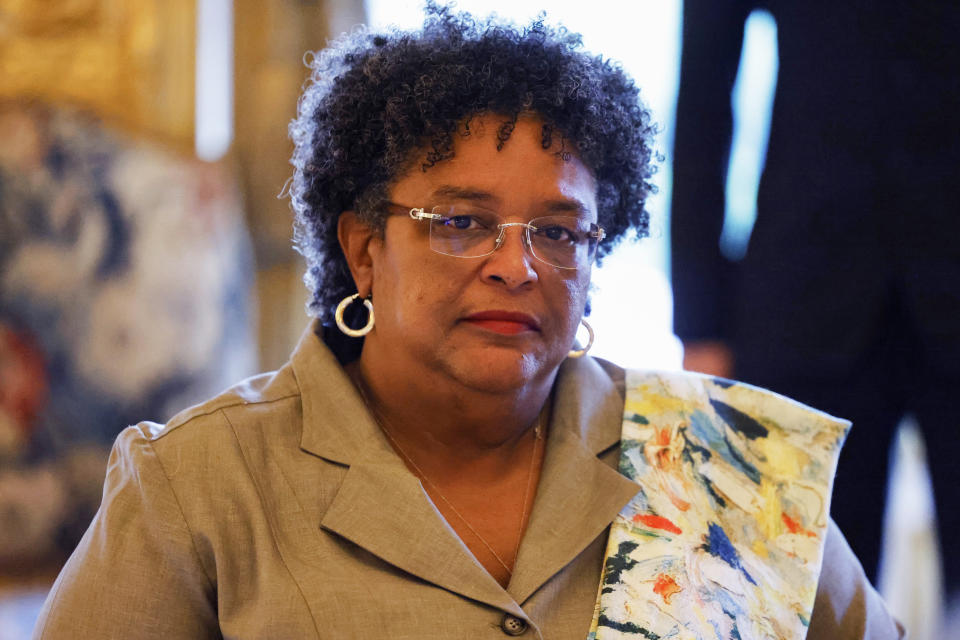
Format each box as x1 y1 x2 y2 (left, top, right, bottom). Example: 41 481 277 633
35 5 903 639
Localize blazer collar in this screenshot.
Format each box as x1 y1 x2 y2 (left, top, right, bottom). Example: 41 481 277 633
289 323 639 609
508 356 640 603
292 324 521 612
292 323 395 466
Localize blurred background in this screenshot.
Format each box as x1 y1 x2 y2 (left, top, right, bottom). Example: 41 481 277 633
0 0 950 637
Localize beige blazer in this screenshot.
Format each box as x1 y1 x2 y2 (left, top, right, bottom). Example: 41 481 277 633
34 325 904 639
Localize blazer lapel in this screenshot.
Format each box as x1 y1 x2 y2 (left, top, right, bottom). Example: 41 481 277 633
508 357 641 605
319 460 523 615
508 433 639 604
291 325 524 616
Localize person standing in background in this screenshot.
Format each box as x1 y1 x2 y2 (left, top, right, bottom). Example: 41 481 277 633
671 0 960 600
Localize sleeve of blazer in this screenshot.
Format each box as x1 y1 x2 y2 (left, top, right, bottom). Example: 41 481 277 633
33 425 220 639
670 0 754 343
807 519 906 639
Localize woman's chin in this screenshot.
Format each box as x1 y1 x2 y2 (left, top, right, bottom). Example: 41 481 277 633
441 344 561 394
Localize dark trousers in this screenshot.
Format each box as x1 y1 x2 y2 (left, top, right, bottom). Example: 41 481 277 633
737 297 960 593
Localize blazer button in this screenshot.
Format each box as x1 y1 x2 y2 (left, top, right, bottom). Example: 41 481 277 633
500 613 528 636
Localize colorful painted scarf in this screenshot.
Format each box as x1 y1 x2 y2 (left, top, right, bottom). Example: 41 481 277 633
589 371 849 640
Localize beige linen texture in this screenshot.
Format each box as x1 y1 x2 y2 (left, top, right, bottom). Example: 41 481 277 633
34 324 903 639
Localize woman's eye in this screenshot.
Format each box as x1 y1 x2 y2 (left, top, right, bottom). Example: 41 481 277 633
449 215 476 230
441 214 492 230
540 225 578 243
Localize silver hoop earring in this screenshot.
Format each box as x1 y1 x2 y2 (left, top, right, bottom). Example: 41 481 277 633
567 318 594 358
335 293 375 337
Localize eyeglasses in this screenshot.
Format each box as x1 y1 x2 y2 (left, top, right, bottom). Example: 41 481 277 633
382 202 605 270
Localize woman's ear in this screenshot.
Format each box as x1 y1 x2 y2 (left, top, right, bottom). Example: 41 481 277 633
337 211 378 298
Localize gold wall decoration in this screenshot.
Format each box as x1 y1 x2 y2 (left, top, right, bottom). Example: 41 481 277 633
0 0 196 153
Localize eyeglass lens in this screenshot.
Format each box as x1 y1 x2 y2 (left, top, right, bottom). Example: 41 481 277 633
427 207 599 269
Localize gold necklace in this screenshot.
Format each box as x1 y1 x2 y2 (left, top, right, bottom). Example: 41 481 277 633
353 376 543 577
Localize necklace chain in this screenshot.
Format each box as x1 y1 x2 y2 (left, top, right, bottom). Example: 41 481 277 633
353 375 543 578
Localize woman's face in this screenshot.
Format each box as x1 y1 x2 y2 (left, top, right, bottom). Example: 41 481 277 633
358 115 597 395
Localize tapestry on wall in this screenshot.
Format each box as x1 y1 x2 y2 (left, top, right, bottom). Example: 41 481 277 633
0 101 256 568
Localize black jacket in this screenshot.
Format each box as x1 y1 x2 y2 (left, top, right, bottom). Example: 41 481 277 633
671 1 960 380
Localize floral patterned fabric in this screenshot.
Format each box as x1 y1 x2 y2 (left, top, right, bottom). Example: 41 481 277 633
589 371 849 640
0 101 256 567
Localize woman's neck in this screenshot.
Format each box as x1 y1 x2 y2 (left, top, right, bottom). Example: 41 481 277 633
346 352 553 477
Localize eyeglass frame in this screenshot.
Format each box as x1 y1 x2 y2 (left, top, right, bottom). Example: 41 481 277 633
379 201 606 271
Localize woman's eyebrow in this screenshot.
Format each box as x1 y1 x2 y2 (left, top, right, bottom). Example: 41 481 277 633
430 185 498 202
543 198 593 216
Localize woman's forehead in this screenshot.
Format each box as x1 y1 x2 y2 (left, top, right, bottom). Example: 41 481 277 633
390 115 598 214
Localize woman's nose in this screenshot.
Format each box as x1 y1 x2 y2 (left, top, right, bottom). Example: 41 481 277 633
481 225 538 288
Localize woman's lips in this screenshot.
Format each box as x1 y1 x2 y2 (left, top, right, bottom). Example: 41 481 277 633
461 311 540 335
